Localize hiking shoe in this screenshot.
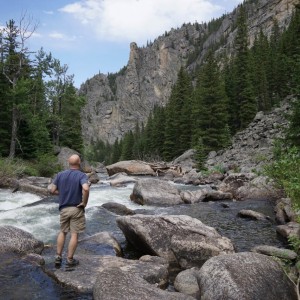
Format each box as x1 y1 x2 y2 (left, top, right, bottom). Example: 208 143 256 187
66 258 79 267
55 255 62 266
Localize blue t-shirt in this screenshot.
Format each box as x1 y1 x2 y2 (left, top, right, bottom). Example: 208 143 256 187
53 169 88 210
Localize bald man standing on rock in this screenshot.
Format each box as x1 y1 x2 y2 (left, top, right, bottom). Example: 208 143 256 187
50 154 90 267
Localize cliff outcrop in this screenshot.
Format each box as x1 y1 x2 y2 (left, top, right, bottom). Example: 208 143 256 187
80 0 298 145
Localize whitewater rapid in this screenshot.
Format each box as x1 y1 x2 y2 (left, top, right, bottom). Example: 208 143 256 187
0 182 149 243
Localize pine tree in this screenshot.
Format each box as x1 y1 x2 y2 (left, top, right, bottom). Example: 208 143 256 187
232 4 256 130
60 82 85 153
251 30 270 111
0 72 11 156
149 106 166 159
112 138 121 163
193 50 229 154
163 84 179 161
267 20 282 104
178 72 193 155
121 131 134 160
0 18 38 158
286 99 300 148
163 68 193 160
224 58 237 134
194 136 206 170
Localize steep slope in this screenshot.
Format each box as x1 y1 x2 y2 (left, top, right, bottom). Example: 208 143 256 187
80 0 297 145
205 98 292 173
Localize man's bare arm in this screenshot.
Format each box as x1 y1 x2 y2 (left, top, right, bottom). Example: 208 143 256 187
77 183 90 208
49 183 59 195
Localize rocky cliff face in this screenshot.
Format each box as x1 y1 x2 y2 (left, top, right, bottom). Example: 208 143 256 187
80 0 297 145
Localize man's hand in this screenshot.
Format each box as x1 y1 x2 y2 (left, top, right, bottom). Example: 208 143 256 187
77 201 86 208
48 183 59 195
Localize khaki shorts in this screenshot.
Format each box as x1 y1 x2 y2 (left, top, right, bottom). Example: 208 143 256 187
60 207 85 233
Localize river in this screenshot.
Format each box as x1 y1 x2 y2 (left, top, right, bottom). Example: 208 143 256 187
0 180 285 299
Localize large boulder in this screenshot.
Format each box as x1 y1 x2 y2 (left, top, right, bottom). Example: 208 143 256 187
106 160 156 176
56 147 91 172
116 215 234 266
275 198 296 224
174 268 200 298
180 186 232 204
0 225 44 255
218 173 257 199
180 186 212 204
277 222 300 240
198 252 297 300
172 149 197 173
235 175 282 200
218 173 281 200
171 232 235 269
130 178 184 206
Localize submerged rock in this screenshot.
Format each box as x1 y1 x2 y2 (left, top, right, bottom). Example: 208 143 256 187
102 202 135 215
237 209 269 220
251 245 297 260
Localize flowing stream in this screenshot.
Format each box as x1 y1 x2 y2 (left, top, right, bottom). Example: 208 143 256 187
0 181 285 299
0 181 150 244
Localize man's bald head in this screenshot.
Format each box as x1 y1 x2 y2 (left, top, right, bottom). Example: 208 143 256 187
68 154 81 168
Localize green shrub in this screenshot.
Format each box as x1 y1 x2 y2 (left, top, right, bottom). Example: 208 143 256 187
264 146 300 207
34 154 62 177
0 158 26 179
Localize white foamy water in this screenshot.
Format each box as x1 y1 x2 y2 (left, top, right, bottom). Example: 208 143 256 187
0 190 41 210
0 182 151 243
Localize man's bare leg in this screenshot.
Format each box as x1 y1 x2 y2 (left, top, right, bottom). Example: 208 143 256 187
67 232 78 260
56 231 67 256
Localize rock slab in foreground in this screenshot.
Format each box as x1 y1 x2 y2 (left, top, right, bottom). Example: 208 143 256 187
93 267 195 300
45 255 169 293
198 252 297 300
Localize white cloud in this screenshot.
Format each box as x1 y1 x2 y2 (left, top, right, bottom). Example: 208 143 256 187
43 10 54 15
59 0 225 44
49 32 65 39
32 32 42 38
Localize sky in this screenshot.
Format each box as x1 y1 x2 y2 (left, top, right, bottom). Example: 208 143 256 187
0 0 242 88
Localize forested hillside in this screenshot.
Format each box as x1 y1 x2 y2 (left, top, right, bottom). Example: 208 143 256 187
86 3 300 169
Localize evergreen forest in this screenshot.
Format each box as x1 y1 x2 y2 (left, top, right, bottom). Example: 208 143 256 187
0 17 84 174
